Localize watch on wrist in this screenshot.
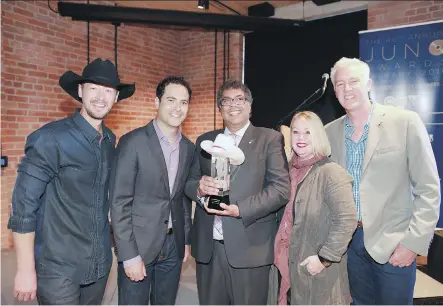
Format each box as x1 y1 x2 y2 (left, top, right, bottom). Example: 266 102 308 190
318 255 332 267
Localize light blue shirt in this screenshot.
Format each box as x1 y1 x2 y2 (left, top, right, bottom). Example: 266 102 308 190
344 104 373 221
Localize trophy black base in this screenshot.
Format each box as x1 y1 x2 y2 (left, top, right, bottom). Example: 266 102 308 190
207 194 230 211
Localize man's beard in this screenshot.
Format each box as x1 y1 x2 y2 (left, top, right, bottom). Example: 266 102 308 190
85 104 110 120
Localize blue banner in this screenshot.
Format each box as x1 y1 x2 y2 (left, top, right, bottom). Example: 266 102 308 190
359 21 443 227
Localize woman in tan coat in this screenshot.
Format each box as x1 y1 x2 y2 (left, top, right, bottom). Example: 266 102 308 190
269 111 357 305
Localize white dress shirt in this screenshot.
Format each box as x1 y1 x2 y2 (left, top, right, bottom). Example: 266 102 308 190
211 121 250 240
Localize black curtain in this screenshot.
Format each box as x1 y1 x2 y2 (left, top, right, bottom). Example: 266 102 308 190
245 10 367 129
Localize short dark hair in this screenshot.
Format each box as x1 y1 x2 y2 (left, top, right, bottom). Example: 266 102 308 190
216 79 253 109
156 76 192 101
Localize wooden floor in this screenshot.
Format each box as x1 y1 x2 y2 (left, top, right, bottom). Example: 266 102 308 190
2 248 442 305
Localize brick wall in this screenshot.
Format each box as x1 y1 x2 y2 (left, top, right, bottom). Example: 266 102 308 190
1 1 243 249
368 0 443 29
2 0 440 249
181 30 244 141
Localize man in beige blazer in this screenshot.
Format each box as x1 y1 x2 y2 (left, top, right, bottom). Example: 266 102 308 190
325 57 440 305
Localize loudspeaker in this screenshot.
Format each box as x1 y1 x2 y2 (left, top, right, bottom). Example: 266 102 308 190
312 0 341 6
248 2 274 17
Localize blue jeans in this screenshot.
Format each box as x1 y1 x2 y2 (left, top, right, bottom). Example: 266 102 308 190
37 273 108 305
117 234 182 305
348 228 416 305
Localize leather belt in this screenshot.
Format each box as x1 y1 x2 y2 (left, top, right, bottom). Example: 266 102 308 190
215 239 224 244
357 221 363 228
167 228 173 234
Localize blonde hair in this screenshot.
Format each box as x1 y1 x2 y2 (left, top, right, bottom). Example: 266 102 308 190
290 111 331 157
330 57 370 84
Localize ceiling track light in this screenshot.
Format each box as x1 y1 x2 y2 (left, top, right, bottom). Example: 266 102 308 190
58 2 304 32
198 0 209 10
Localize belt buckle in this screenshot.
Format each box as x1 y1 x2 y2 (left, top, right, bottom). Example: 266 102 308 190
357 221 363 228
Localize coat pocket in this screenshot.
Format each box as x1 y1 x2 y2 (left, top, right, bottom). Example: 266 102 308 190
132 214 147 227
300 264 312 277
375 146 400 155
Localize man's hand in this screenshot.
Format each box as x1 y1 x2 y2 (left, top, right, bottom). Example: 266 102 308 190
197 176 219 197
13 269 37 302
124 258 146 282
203 200 240 217
12 232 37 302
300 255 325 276
183 245 191 263
389 244 417 267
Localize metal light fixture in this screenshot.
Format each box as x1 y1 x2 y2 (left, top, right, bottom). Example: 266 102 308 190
58 2 304 31
198 0 209 10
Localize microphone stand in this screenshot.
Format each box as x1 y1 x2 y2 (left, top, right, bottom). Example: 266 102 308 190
275 86 326 130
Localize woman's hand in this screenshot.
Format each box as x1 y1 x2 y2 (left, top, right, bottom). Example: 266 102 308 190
300 255 325 276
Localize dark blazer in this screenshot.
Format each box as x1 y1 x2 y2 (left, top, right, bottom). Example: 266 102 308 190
185 124 290 268
109 121 194 264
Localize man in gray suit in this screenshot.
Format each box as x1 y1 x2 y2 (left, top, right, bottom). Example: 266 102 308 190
185 80 290 305
326 57 440 305
110 76 194 305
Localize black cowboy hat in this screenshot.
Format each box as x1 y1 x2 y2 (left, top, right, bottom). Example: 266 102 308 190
59 58 135 102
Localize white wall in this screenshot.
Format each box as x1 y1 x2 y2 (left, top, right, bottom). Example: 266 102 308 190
274 0 368 21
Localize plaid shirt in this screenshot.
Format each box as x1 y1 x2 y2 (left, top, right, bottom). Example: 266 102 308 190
344 104 374 221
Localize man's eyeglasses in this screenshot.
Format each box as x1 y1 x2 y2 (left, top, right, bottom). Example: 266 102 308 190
220 96 248 107
334 79 361 89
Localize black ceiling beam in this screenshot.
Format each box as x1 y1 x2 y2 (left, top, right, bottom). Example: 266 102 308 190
58 2 303 32
312 0 341 6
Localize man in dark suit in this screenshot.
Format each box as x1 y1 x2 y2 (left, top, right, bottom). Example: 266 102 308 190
185 80 290 304
110 76 194 305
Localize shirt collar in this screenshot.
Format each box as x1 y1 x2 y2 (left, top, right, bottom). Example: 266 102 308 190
345 102 374 129
73 110 110 143
153 119 182 144
225 120 250 138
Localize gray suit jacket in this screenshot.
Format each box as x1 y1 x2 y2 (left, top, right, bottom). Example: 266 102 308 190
185 124 290 268
109 121 195 264
326 103 441 263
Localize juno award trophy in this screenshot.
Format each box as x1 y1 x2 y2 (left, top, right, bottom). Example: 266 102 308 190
200 134 245 211
208 156 230 210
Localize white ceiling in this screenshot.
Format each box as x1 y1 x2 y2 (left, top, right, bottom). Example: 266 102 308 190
275 1 368 21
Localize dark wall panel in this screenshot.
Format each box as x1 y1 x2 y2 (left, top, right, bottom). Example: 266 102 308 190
245 10 368 129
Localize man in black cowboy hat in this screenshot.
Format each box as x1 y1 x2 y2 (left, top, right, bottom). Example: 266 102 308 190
8 58 135 304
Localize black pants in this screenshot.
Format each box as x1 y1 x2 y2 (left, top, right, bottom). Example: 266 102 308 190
117 233 182 305
196 240 270 305
36 269 108 305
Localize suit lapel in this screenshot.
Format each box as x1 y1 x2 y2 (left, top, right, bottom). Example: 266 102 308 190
335 118 346 168
230 124 254 182
171 139 188 196
362 105 385 175
146 122 170 194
